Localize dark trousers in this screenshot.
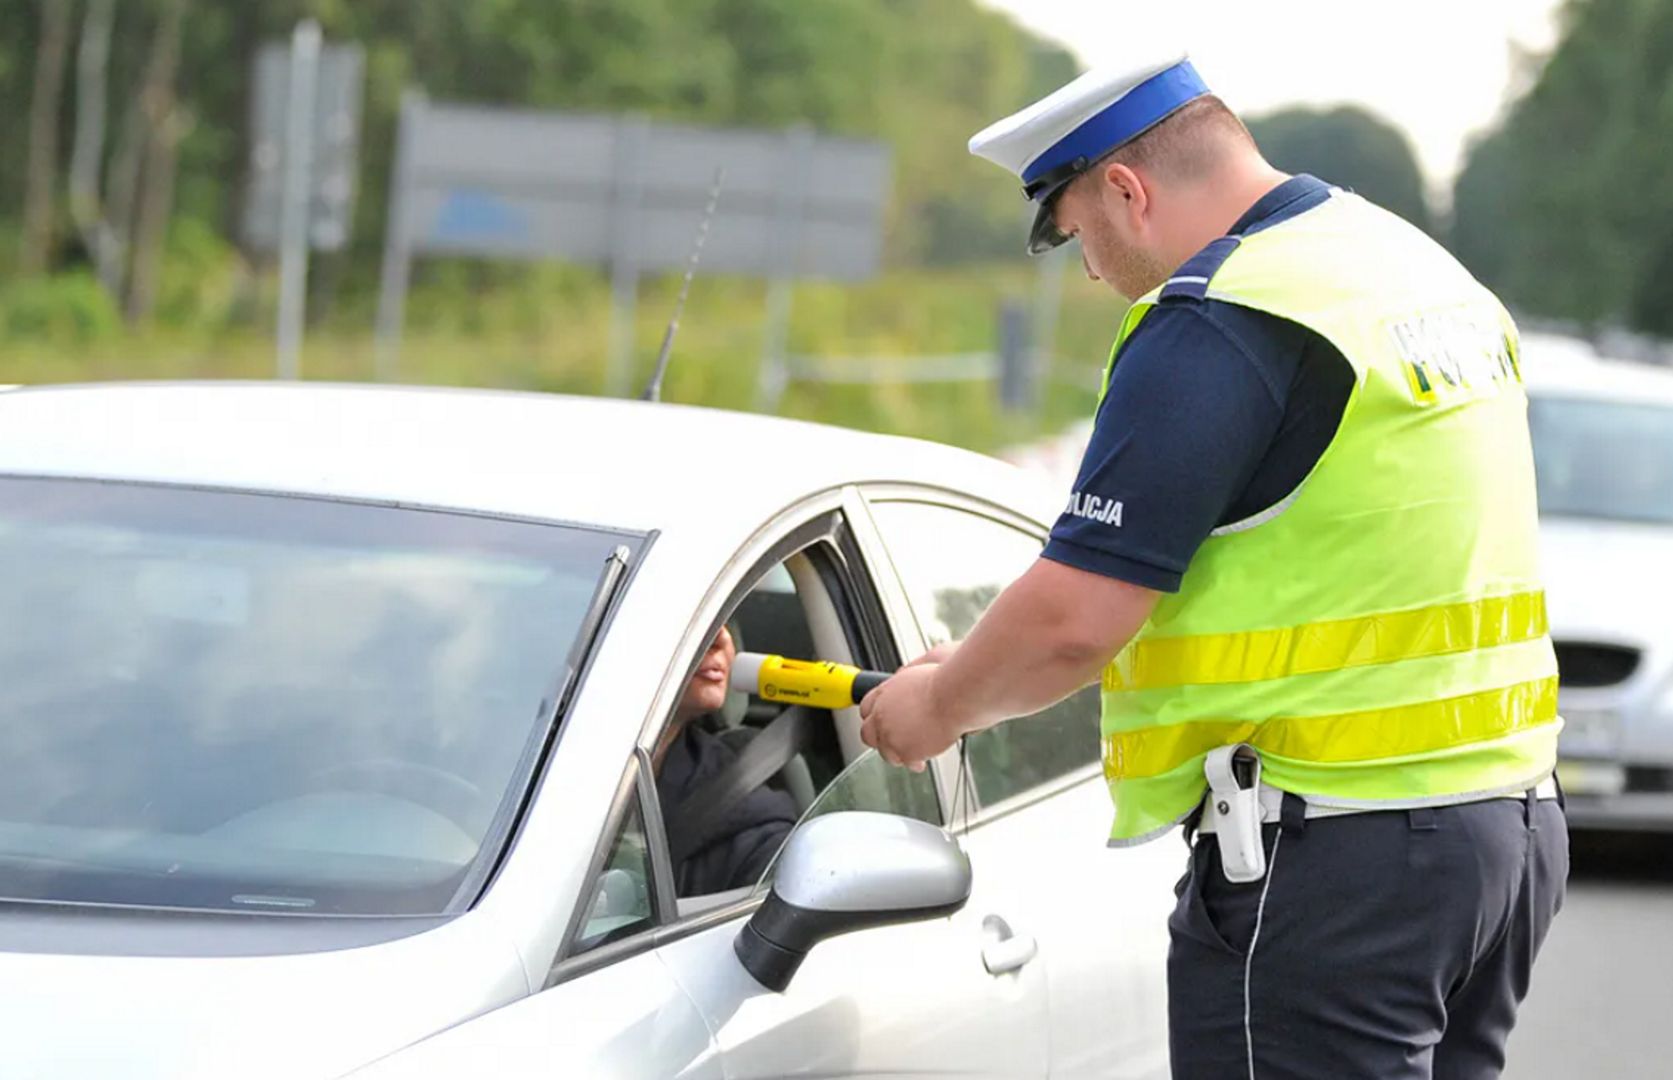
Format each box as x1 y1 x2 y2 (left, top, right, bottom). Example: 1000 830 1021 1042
1168 791 1568 1080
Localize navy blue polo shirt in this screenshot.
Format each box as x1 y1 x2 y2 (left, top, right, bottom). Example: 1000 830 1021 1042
1043 175 1355 593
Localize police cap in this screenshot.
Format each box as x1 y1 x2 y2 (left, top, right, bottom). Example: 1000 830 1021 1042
968 40 1211 255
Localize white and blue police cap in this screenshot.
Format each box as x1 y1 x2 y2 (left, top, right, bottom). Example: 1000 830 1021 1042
970 47 1210 255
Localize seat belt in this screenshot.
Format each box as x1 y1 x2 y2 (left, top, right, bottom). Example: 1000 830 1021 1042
665 705 819 868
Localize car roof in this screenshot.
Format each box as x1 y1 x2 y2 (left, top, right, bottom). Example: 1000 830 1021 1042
0 382 1053 532
1524 340 1673 407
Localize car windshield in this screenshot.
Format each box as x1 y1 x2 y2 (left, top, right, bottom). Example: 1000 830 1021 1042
0 477 639 916
1530 396 1673 526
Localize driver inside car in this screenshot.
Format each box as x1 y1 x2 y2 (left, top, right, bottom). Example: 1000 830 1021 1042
653 625 799 896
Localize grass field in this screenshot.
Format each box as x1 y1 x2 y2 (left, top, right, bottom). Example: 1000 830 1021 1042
0 257 1124 455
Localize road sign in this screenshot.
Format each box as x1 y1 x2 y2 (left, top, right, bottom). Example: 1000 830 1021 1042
374 98 891 387
243 36 365 253
390 104 886 276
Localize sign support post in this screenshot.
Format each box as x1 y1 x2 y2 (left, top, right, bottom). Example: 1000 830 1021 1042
275 20 322 380
374 90 425 383
758 125 815 412
1030 244 1069 405
243 29 364 377
605 116 649 397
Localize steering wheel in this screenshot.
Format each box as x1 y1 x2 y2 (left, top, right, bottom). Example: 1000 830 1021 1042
311 758 491 835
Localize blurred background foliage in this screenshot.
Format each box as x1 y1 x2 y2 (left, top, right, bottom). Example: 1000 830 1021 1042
0 0 1663 449
1245 106 1433 235
1452 0 1673 335
0 0 1079 286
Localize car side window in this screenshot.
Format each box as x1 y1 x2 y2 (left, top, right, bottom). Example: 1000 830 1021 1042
651 540 940 906
574 791 655 954
868 500 1101 809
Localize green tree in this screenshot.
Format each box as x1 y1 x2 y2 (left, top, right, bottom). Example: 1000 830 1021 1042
1246 105 1433 233
1451 0 1673 331
19 0 75 276
0 0 1079 315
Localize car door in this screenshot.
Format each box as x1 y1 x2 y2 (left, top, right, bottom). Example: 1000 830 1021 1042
657 749 1051 1079
860 491 1175 1080
647 497 1049 1078
545 497 1050 1079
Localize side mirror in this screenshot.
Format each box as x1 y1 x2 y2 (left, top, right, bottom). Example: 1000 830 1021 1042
734 811 972 992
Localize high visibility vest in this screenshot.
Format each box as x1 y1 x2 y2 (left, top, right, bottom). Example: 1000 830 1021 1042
1099 190 1560 845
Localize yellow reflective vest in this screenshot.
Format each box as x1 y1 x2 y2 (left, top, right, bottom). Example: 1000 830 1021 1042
1099 189 1560 845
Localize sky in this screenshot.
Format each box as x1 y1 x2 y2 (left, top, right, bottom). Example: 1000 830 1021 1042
978 1 1567 191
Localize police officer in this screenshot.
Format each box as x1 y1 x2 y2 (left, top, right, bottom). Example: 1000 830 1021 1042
858 37 1567 1080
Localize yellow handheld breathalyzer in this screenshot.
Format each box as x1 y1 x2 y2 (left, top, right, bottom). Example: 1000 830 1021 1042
730 652 891 710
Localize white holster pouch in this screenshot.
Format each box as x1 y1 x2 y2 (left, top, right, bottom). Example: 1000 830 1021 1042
1203 744 1266 884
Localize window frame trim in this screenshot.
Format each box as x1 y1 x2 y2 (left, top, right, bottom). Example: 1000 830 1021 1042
551 752 661 979
957 762 1105 831
857 483 1106 825
857 482 1051 543
464 536 652 912
0 471 650 538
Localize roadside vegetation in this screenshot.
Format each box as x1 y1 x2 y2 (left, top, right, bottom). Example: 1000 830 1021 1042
3 0 1661 454
0 244 1119 452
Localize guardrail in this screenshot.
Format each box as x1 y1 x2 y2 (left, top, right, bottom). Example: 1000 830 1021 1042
760 293 1075 410
784 352 998 385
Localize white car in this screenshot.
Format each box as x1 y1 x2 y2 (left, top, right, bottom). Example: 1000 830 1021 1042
1528 350 1673 827
0 382 1177 1079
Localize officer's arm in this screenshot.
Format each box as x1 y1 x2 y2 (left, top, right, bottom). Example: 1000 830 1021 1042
922 305 1311 736
927 556 1157 734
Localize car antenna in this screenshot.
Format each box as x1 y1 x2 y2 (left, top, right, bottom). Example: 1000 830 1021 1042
641 167 725 403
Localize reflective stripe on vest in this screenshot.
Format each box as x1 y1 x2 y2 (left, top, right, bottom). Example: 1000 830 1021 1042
1097 190 1560 845
1103 675 1557 780
1102 590 1548 693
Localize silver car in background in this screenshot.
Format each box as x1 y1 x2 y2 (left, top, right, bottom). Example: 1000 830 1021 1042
0 383 1176 1079
1529 350 1673 827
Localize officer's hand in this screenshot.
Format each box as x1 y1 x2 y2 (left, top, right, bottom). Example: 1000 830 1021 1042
904 641 960 669
858 663 961 772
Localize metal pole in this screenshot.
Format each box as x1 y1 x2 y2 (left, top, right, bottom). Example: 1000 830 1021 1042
759 278 795 411
758 125 815 412
1031 243 1069 395
374 88 425 383
605 116 649 397
997 298 1033 413
275 19 321 381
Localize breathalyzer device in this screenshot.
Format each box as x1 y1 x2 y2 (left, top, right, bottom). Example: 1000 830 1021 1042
730 652 890 710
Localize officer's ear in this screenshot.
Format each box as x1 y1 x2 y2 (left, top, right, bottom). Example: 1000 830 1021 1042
1099 161 1150 230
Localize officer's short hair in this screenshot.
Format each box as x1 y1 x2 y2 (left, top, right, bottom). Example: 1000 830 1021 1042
1109 95 1256 183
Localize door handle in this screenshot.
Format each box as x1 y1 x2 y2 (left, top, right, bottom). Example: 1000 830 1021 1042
981 914 1039 975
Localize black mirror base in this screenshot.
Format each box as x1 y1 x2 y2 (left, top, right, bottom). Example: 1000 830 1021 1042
735 919 806 993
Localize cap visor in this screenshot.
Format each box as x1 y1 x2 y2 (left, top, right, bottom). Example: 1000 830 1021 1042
1026 176 1076 256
